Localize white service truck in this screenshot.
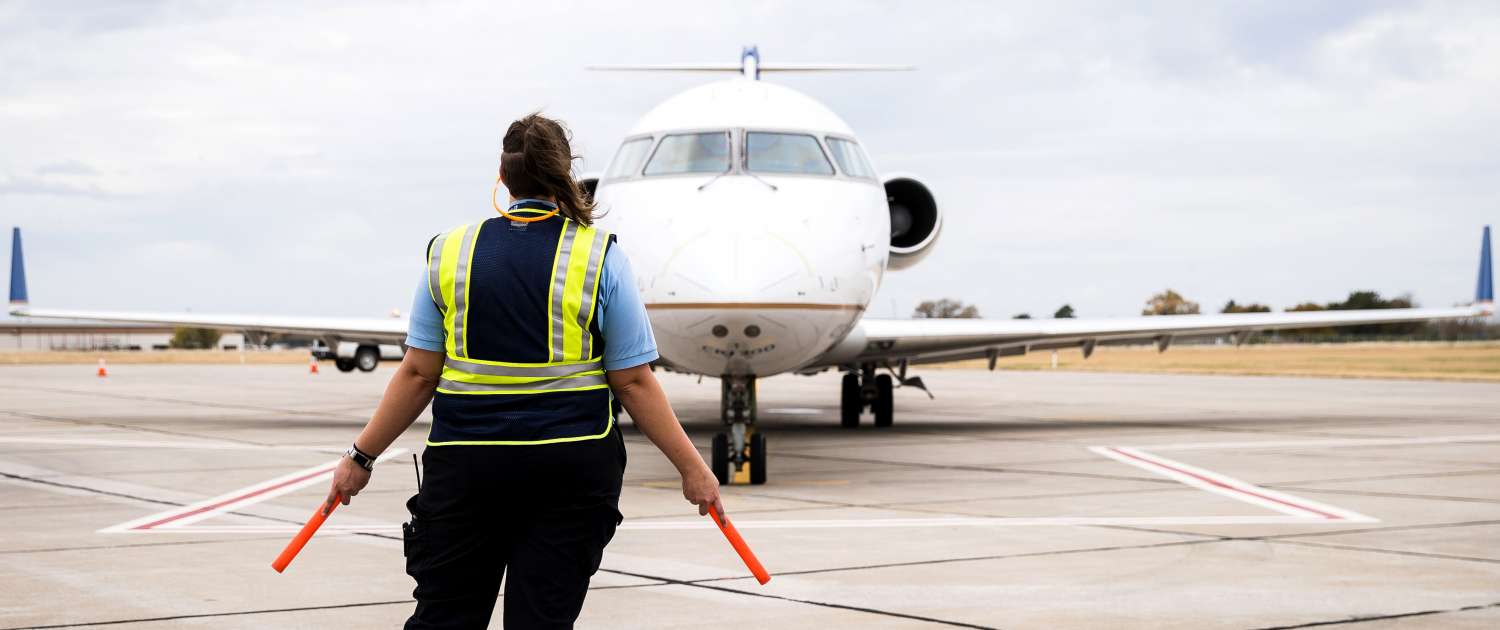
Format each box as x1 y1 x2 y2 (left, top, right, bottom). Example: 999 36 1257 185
310 340 405 373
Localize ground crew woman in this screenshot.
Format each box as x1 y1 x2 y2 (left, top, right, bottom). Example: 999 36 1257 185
323 113 723 629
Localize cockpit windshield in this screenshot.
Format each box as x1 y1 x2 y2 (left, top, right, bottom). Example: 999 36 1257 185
644 132 731 175
745 132 834 175
826 137 875 179
604 137 652 179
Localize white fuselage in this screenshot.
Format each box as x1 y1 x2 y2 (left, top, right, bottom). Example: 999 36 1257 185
594 79 889 377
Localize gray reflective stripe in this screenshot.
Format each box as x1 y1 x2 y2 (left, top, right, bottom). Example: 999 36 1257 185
450 223 480 358
549 221 579 362
438 373 608 393
427 231 449 313
444 356 602 377
575 232 609 358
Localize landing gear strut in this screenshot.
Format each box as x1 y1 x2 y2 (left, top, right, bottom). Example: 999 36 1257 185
840 363 896 429
711 375 766 485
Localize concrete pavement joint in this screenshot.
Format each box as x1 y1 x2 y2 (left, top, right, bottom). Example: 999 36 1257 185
601 568 998 629
1263 485 1500 505
0 384 369 421
687 538 1213 584
1247 600 1500 629
1267 539 1500 565
0 600 413 630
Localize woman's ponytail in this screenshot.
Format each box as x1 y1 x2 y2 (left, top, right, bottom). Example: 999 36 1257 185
499 113 596 225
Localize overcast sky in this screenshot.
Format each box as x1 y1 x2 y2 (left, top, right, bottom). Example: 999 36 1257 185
3 1 1497 321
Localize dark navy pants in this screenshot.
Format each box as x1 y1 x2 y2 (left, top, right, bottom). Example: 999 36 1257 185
403 428 625 629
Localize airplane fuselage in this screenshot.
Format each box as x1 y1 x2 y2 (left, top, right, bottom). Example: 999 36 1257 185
594 79 890 377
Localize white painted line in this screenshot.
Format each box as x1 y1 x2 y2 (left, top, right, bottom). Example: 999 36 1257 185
764 408 823 415
621 515 1334 530
0 436 344 452
98 449 406 533
107 515 1339 534
1092 446 1377 522
97 431 1430 535
1135 434 1500 452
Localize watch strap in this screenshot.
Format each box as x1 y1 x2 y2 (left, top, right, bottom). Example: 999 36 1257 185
346 444 376 471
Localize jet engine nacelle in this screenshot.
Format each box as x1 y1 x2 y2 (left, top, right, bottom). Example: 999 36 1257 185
579 175 600 203
884 174 941 270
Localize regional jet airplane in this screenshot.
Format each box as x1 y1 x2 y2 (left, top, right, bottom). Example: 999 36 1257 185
9 47 1494 485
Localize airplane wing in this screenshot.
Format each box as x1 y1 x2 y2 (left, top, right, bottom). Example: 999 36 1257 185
820 305 1488 369
7 228 407 345
5 307 408 345
812 225 1495 369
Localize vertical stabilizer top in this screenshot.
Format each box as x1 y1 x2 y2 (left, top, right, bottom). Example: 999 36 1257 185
8 227 26 307
588 48 911 78
741 45 761 80
1479 225 1494 309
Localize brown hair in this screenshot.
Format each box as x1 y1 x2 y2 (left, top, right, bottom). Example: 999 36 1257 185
500 113 595 225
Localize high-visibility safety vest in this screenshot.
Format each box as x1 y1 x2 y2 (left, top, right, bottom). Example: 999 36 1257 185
425 200 617 446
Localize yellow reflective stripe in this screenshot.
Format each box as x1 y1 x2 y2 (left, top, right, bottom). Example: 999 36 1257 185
436 382 609 395
440 364 604 385
577 232 609 358
426 232 448 312
561 227 598 361
444 355 602 377
436 225 469 356
546 222 575 361
452 223 481 358
425 407 614 446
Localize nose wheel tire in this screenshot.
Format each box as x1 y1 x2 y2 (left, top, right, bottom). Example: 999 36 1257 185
749 433 767 485
711 431 768 486
711 433 730 485
334 358 357 373
873 374 894 428
840 373 861 428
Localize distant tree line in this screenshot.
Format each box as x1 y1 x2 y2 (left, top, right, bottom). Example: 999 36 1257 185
913 290 1496 341
169 327 221 349
913 299 1080 320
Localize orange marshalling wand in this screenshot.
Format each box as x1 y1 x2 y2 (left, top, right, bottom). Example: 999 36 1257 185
707 507 771 585
272 497 338 573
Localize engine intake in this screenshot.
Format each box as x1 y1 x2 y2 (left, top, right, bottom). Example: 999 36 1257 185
884 175 941 270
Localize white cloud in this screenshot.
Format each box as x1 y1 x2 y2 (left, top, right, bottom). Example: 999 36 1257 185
1 0 1495 319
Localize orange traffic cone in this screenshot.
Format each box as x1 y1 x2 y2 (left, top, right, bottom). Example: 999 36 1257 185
97 358 108 378
308 354 319 375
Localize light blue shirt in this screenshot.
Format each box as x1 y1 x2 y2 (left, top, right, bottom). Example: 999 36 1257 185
405 244 659 371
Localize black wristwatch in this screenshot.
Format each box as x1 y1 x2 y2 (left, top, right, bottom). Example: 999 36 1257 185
345 444 377 472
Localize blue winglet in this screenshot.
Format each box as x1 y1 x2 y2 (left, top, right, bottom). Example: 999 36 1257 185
1479 225 1494 305
8 227 26 306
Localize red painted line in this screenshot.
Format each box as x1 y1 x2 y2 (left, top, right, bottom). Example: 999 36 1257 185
1110 448 1341 520
132 465 336 530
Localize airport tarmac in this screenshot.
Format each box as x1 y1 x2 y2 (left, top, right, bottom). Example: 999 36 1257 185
1 364 1497 629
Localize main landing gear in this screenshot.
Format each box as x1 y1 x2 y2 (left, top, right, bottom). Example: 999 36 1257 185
841 363 897 429
711 375 767 485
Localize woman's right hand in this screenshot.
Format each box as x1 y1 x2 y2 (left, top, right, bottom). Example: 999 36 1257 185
323 456 371 515
682 464 723 518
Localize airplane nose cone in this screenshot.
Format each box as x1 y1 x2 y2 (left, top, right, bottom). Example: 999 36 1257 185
668 228 810 300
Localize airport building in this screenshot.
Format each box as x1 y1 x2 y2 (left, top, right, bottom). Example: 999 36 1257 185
1 317 245 352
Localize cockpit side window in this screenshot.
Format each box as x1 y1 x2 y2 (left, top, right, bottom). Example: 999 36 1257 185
643 131 731 175
604 137 653 179
826 137 875 179
745 132 835 175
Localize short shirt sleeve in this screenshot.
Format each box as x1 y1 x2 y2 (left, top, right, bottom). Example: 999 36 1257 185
405 266 445 352
597 246 659 370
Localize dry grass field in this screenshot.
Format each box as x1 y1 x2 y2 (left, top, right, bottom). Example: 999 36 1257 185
932 341 1500 382
0 350 311 365
5 343 1500 382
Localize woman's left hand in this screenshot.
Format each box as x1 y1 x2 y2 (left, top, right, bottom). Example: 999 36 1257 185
323 457 371 515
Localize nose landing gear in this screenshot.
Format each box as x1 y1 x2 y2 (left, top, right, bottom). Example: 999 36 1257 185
711 375 767 485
